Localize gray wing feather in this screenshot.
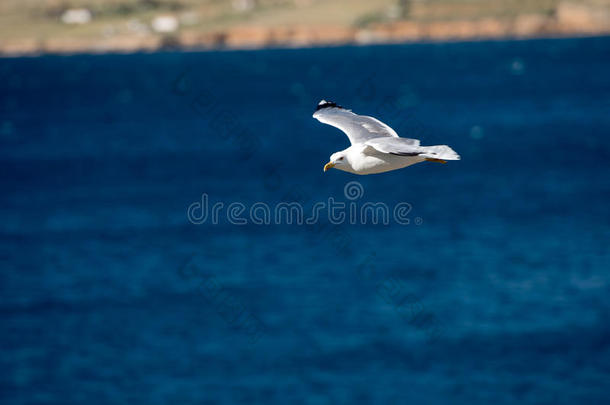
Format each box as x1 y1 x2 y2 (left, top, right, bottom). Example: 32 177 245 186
313 106 402 145
364 137 422 155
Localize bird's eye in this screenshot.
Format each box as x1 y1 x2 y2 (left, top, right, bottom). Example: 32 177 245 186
339 157 344 160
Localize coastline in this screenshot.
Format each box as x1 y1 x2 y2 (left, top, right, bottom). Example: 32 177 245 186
2 2 610 57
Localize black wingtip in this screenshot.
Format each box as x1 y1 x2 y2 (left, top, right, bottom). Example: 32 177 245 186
315 100 343 111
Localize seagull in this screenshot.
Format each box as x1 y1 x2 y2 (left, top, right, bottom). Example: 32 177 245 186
313 100 460 175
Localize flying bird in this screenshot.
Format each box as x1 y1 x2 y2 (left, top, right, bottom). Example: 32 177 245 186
313 100 460 175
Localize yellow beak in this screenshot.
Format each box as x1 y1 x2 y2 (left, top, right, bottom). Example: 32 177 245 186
323 162 335 172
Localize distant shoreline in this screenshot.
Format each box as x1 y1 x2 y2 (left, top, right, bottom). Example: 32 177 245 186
2 11 610 57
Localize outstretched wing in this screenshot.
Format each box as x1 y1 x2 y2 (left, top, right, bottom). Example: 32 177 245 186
313 100 412 145
363 137 422 156
364 137 460 160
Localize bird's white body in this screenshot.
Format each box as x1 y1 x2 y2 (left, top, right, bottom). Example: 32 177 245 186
313 100 460 175
334 144 426 175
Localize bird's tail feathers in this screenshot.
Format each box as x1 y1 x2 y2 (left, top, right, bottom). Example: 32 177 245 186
420 145 460 161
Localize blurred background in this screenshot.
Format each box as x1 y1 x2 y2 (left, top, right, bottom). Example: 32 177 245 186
1 0 610 54
1 1 610 405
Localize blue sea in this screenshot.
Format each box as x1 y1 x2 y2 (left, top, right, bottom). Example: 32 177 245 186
1 36 610 404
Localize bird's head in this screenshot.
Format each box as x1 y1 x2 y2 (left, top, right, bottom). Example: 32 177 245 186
324 151 348 172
